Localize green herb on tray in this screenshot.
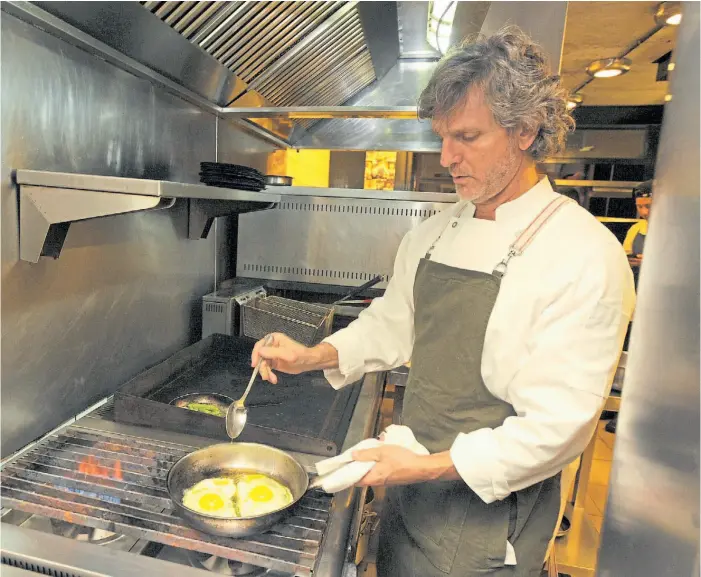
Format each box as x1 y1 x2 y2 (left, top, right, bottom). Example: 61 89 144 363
185 402 225 417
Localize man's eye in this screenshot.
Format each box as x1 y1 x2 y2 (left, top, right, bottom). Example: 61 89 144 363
460 134 477 142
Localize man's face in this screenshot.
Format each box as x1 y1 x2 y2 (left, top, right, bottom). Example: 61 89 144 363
432 87 529 203
636 197 652 220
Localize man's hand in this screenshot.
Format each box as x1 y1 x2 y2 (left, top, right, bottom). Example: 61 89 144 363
628 254 643 267
251 333 339 384
352 445 461 487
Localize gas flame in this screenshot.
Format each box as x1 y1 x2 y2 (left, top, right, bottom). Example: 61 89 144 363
77 456 123 481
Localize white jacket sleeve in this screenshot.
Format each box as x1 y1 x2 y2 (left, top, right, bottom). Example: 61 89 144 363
450 242 636 503
323 231 417 389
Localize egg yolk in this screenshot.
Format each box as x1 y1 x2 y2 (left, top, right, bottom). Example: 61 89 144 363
249 485 274 502
199 493 225 511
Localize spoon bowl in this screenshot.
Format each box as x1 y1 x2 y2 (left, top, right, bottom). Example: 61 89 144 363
226 402 248 439
226 334 273 440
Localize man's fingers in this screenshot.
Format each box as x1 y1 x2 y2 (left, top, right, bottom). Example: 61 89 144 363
352 447 383 462
259 361 278 384
252 333 286 367
251 340 262 367
259 345 298 364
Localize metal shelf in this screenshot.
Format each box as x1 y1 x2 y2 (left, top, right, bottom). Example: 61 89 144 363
14 170 281 263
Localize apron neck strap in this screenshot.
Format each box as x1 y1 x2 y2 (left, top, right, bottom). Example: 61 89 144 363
493 196 573 278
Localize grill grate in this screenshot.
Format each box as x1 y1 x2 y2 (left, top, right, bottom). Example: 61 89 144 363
0 426 332 576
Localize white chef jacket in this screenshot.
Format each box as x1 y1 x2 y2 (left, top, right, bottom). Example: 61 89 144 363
324 177 636 504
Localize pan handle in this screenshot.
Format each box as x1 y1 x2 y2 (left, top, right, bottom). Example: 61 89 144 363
334 275 384 305
308 476 326 491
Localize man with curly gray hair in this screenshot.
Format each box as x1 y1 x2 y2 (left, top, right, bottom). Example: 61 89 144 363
253 26 635 577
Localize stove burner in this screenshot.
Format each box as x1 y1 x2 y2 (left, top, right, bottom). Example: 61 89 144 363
187 550 267 576
49 519 124 545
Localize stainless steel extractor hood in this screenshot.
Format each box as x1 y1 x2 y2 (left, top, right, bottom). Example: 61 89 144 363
292 1 568 151
14 1 569 152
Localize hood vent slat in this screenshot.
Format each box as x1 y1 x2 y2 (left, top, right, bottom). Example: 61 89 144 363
142 1 377 129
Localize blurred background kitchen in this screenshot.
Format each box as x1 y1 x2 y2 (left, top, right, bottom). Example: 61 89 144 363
1 2 698 577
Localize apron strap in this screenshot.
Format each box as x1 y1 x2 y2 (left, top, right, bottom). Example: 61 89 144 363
493 196 573 278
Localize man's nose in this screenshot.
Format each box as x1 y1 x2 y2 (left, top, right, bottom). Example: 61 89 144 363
440 139 460 168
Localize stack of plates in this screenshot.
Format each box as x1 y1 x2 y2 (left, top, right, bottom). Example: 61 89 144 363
199 162 265 191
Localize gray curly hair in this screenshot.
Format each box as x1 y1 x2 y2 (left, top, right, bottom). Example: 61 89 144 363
418 26 575 160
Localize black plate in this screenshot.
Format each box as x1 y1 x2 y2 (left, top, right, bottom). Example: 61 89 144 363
200 162 264 178
200 174 264 183
200 179 265 191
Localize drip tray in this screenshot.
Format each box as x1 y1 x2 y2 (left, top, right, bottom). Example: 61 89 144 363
113 334 362 457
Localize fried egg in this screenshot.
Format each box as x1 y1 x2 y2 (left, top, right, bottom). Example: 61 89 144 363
236 473 294 517
182 477 238 517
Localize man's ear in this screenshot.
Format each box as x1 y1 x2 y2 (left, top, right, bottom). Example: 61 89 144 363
516 123 538 152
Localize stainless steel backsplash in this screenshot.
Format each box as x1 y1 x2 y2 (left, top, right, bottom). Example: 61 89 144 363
0 13 274 457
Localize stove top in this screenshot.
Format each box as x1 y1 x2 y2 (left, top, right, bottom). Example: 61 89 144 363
0 424 332 577
1 337 384 577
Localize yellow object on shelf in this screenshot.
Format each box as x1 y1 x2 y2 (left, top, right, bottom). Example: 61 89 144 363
266 149 330 187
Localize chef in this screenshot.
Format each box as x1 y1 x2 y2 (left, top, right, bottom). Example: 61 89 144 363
252 26 635 577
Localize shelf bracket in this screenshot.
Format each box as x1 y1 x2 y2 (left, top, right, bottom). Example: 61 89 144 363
188 199 277 240
19 185 170 263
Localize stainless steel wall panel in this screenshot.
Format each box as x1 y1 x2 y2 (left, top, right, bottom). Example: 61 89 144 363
1 13 228 458
216 118 277 174
596 4 700 577
215 118 279 284
236 198 450 287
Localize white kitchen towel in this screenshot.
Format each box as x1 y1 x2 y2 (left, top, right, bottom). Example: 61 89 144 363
313 425 429 493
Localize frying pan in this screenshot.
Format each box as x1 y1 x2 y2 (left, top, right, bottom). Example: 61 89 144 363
166 442 326 537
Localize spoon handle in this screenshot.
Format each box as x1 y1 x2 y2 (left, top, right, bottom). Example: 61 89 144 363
238 334 273 406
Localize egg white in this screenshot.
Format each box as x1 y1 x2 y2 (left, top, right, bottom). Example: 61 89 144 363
236 474 294 517
181 477 238 517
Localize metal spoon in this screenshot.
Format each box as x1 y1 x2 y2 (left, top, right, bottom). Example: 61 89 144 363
226 334 273 440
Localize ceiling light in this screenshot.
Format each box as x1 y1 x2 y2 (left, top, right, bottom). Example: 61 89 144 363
427 0 457 55
566 94 584 110
665 94 673 102
586 58 632 78
655 2 682 25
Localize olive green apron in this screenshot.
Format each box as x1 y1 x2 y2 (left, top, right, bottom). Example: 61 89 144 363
377 197 571 577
